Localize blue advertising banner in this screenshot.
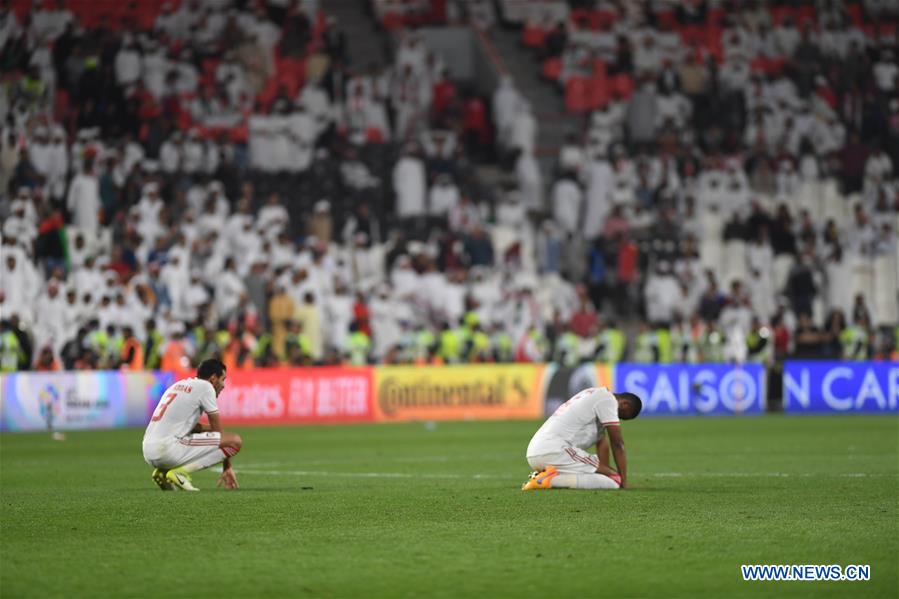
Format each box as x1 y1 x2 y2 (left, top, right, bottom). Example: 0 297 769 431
0 371 173 432
615 364 766 416
783 361 899 414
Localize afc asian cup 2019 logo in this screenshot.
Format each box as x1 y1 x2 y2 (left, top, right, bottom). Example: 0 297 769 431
38 384 61 423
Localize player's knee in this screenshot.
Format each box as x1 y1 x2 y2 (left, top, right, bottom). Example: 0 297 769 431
223 433 243 452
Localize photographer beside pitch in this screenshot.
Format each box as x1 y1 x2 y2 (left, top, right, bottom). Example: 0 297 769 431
142 359 242 491
523 387 642 490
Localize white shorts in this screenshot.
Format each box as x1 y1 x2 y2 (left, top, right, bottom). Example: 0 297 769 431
527 446 600 474
143 432 223 469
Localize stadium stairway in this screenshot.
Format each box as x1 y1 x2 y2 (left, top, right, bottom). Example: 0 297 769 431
327 0 392 69
487 27 574 180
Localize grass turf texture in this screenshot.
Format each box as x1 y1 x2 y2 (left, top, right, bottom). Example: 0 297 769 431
1 416 897 598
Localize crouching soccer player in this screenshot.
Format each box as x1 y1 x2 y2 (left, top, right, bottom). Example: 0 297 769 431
522 387 641 490
142 359 242 491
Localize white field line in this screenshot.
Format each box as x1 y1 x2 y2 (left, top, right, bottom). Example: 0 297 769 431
236 468 894 480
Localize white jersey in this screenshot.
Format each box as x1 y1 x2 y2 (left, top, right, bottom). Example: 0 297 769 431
527 387 620 457
143 378 218 443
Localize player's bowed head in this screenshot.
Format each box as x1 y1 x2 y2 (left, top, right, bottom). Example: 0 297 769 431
197 359 227 397
613 392 643 420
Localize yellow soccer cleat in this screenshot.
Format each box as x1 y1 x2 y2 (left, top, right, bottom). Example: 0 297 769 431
166 468 199 491
521 466 559 491
152 468 175 491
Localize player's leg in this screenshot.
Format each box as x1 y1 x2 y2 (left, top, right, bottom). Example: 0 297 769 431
552 472 620 489
144 448 176 491
523 447 620 490
165 432 241 491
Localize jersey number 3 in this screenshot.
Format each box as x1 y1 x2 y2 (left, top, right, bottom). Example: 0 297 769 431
151 393 177 422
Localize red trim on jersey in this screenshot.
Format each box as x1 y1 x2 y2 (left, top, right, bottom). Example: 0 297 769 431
601 421 620 426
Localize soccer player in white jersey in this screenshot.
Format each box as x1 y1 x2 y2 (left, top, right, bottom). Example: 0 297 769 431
142 359 242 491
522 387 642 491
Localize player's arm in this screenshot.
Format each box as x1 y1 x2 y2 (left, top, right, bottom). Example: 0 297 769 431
190 421 213 433
606 425 628 488
207 410 240 489
207 411 222 433
595 435 618 478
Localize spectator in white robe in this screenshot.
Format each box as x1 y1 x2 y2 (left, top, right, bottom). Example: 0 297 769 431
643 262 682 324
136 182 164 225
33 279 67 353
115 35 142 89
393 148 427 218
428 174 460 217
550 176 583 235
516 151 543 211
217 53 250 108
297 83 332 137
248 110 275 171
286 102 317 172
325 282 354 353
162 254 191 320
67 232 90 270
45 127 68 201
746 230 776 319
493 76 521 148
66 158 101 236
395 33 428 76
509 101 537 156
369 286 402 359
257 193 290 241
582 157 613 239
2 253 39 323
391 65 430 141
214 257 246 319
182 129 205 174
71 256 105 299
159 132 183 174
141 42 170 99
448 196 484 235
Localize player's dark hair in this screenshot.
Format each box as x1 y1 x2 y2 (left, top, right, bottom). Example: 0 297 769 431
616 392 643 419
197 359 226 380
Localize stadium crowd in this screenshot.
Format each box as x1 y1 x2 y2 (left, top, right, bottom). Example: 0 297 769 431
0 0 897 373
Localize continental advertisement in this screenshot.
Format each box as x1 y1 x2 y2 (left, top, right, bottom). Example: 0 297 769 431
373 364 545 422
215 367 374 425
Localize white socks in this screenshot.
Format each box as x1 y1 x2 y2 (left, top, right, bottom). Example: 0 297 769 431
551 473 620 490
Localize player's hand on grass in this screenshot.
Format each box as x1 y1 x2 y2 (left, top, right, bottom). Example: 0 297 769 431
217 467 240 490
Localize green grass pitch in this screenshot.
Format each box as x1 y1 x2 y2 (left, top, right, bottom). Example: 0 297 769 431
1 415 897 598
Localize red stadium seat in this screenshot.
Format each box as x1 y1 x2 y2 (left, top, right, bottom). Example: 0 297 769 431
877 22 897 40
612 74 634 100
706 8 725 26
565 77 592 113
770 6 793 25
381 12 404 30
795 5 817 26
522 24 547 49
595 10 617 28
589 78 610 109
542 57 562 81
657 10 676 29
845 4 864 26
